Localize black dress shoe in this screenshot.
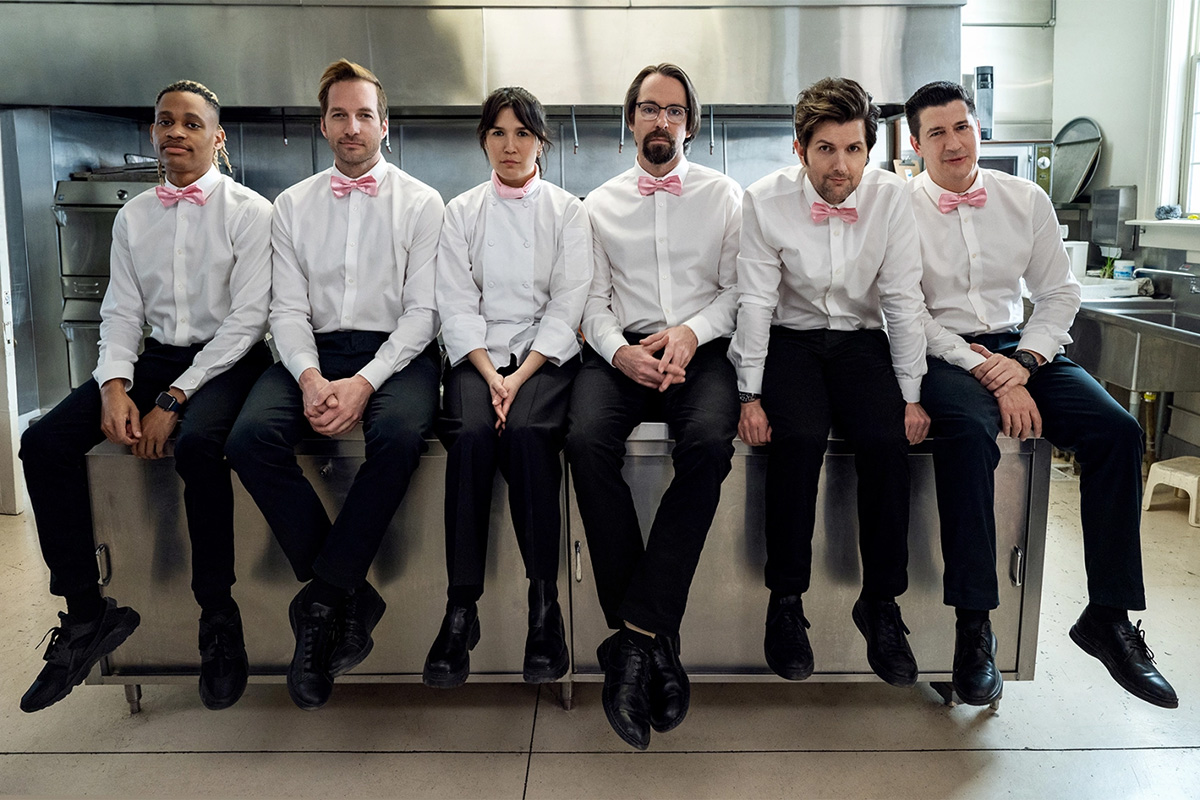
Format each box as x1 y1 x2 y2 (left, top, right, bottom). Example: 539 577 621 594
198 605 249 710
523 580 568 684
952 618 1003 705
422 603 480 689
287 585 338 711
1070 610 1179 709
648 633 690 733
852 597 918 688
596 630 652 750
330 581 386 677
764 594 814 680
21 598 140 713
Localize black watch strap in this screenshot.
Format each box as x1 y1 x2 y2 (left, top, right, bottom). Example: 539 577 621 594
155 391 182 414
738 392 761 403
1011 350 1040 376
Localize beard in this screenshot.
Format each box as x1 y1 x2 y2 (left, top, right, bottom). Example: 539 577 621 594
641 133 678 165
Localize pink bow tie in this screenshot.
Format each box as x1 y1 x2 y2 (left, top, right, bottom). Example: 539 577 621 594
331 174 379 199
811 201 858 224
156 184 206 208
938 187 988 214
637 175 683 197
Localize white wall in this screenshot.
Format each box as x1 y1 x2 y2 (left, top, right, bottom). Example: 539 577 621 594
1051 0 1172 216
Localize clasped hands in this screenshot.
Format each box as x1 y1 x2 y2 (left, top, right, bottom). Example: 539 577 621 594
300 368 374 437
99 380 183 460
969 343 1043 440
612 324 698 392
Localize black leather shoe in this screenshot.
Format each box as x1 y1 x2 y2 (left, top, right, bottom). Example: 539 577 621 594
1070 610 1179 709
764 594 814 680
287 585 338 711
523 580 568 684
648 633 690 733
422 603 480 689
330 581 386 677
952 618 1003 705
852 597 918 688
596 630 652 750
21 598 140 713
198 605 249 710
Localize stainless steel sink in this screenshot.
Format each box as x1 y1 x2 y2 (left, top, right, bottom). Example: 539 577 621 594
1067 299 1200 392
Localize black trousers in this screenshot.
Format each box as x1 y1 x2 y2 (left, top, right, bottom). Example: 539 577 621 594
225 333 439 591
565 336 738 638
761 327 910 599
920 331 1146 611
437 357 578 591
19 340 272 608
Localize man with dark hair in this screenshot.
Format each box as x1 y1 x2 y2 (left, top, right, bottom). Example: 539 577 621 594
226 59 443 711
19 80 272 713
730 76 929 688
904 79 1178 709
566 62 742 750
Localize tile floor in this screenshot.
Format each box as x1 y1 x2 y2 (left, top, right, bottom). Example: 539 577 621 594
0 472 1197 799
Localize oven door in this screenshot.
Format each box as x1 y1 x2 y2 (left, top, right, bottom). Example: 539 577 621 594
55 206 118 277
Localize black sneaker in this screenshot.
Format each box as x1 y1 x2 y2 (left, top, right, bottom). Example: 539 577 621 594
287 585 338 711
198 605 249 710
330 581 386 678
21 598 140 713
1070 610 1179 709
852 597 918 687
764 594 814 680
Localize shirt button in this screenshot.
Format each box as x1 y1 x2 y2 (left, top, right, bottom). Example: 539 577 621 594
971 253 978 259
488 281 496 288
490 200 497 207
523 201 530 208
834 230 841 237
488 240 494 247
176 283 184 290
179 317 187 325
348 277 355 285
349 241 356 248
523 281 531 288
524 241 531 248
177 249 183 255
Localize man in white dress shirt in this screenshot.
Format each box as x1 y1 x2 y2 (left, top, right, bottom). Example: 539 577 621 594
565 63 742 750
19 80 272 713
226 60 443 711
905 80 1177 709
730 77 929 688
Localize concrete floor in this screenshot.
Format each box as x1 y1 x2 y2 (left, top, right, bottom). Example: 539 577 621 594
1 471 1197 799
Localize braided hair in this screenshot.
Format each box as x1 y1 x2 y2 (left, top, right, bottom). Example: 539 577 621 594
154 79 233 180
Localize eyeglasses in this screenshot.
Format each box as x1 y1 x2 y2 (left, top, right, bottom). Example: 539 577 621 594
635 102 688 124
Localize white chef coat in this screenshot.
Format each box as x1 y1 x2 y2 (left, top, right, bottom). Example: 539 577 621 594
438 177 591 369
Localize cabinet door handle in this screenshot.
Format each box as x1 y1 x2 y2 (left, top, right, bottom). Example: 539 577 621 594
95 543 112 587
574 541 582 583
1009 545 1025 587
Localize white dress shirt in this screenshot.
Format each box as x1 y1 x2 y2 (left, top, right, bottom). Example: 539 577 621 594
270 158 444 389
437 176 592 369
729 165 927 402
910 168 1081 371
581 157 742 365
94 165 271 398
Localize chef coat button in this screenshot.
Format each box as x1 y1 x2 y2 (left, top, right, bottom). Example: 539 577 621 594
488 240 495 246
488 281 496 288
524 241 531 248
523 281 531 288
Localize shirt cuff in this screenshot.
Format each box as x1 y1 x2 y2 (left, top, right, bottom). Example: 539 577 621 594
92 362 134 392
442 316 488 367
596 331 631 366
357 358 392 391
531 318 581 366
285 353 322 384
682 315 714 347
171 366 206 400
896 376 922 404
941 346 987 373
1016 334 1060 365
736 366 764 395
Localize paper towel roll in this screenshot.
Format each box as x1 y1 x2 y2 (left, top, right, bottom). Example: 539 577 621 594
1064 241 1089 280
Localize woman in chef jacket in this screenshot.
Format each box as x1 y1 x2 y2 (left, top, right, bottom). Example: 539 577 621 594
423 86 592 689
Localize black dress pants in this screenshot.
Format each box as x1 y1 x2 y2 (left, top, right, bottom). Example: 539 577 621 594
19 340 272 607
565 336 738 638
760 327 910 599
920 331 1146 611
437 357 578 592
225 334 439 591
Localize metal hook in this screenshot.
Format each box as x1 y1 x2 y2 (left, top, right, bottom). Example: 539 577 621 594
619 112 625 154
385 125 392 154
571 106 579 155
709 105 716 156
281 108 288 147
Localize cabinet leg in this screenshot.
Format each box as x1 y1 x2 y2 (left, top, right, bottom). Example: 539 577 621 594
558 679 574 711
124 684 142 714
930 681 957 707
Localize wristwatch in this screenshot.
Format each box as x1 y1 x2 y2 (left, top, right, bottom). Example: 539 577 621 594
1010 350 1040 377
155 391 182 414
738 392 761 404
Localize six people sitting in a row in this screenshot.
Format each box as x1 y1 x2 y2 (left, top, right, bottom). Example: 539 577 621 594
17 59 1178 753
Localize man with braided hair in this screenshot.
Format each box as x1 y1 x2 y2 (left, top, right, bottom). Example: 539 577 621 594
19 80 273 712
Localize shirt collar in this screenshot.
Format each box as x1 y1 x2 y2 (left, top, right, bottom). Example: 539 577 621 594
165 163 221 198
635 155 689 187
332 156 389 185
801 167 859 211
